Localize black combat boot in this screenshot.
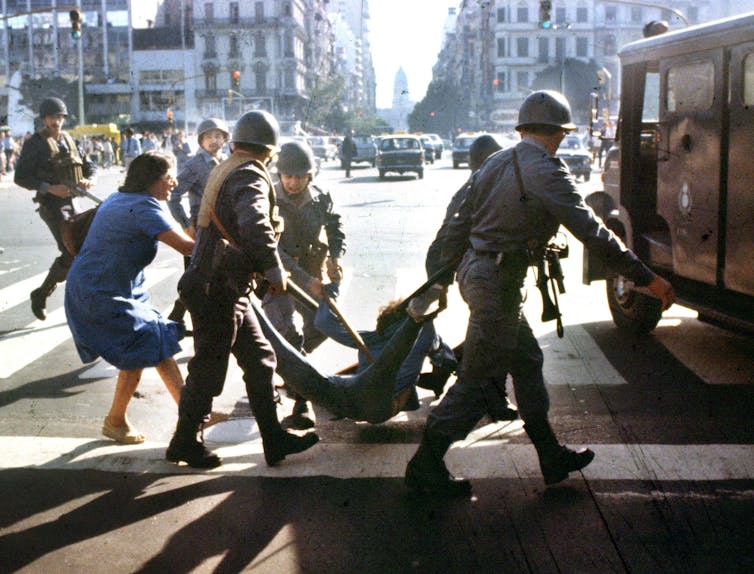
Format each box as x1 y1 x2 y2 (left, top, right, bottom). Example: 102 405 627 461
416 366 454 398
525 419 594 485
263 429 320 467
405 432 471 497
166 418 222 469
281 397 315 430
167 298 187 324
30 273 58 321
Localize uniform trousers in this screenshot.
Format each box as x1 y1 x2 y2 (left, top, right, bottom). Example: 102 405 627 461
425 250 550 442
37 195 75 283
177 270 279 430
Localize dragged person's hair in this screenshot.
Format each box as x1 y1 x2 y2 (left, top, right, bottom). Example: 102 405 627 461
119 150 175 193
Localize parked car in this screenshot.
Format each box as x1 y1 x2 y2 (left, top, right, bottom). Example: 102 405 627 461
376 135 424 179
424 133 444 159
309 136 338 161
556 134 592 182
419 136 436 164
339 134 377 168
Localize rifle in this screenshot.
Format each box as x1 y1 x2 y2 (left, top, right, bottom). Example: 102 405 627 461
535 241 568 338
64 181 103 205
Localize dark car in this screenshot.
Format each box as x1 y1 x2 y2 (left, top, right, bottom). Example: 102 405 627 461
376 135 424 179
556 134 592 182
339 134 377 167
419 136 435 164
424 133 444 159
452 134 481 168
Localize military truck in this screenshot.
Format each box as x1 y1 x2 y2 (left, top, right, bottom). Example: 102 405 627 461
583 12 754 334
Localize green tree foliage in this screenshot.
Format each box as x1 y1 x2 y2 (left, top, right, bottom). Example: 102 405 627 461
303 74 389 134
530 59 602 125
20 76 80 124
408 79 465 137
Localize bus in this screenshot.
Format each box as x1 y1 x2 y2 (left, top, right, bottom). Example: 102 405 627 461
583 12 754 334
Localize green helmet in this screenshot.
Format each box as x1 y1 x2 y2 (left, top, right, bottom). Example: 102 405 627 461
516 90 576 131
197 117 229 143
39 97 68 117
232 110 280 150
277 141 316 175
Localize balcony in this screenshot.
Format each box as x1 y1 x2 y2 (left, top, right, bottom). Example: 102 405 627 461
193 17 281 30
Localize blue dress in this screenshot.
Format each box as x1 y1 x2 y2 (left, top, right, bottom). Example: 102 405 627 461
64 191 184 370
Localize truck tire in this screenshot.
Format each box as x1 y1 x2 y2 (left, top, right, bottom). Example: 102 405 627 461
606 273 663 334
378 169 386 180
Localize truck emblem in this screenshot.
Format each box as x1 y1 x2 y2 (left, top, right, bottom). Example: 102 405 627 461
678 181 692 218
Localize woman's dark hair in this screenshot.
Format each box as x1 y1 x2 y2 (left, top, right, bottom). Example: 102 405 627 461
119 150 175 193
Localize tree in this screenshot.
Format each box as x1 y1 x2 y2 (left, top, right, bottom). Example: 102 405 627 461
408 79 466 137
530 59 603 125
19 76 80 125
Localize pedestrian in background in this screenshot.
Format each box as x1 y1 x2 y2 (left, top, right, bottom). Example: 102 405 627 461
64 150 194 444
341 130 357 178
14 97 97 321
263 139 346 429
166 110 319 469
166 117 229 326
404 90 675 496
121 127 141 169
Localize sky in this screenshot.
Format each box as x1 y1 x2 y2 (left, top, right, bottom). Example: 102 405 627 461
368 1 455 109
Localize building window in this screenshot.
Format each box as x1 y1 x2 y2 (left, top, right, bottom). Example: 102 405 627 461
631 7 642 23
667 61 714 112
517 71 528 91
576 37 588 58
255 2 264 22
204 3 213 20
255 68 267 94
230 2 239 24
206 73 216 91
605 6 617 24
204 34 216 58
517 37 529 58
497 37 506 58
284 31 294 57
604 35 616 57
284 3 291 17
229 35 239 58
555 7 566 25
538 36 549 63
255 32 266 56
496 71 507 92
556 37 565 60
516 6 528 24
576 7 588 23
497 7 506 23
285 69 295 90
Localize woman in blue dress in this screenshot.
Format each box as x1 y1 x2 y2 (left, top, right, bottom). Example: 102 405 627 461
65 151 194 444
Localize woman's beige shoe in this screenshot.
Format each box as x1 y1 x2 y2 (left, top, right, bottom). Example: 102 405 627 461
102 416 145 444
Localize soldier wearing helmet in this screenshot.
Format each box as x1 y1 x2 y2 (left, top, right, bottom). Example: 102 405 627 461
14 97 97 321
166 117 229 324
166 110 319 470
262 139 346 430
404 90 675 496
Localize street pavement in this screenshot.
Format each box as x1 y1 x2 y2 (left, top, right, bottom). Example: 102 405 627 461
1 158 753 573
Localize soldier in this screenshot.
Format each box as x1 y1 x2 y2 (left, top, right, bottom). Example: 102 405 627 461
404 90 675 496
263 140 346 429
166 118 229 325
166 111 319 469
341 130 357 178
14 97 97 321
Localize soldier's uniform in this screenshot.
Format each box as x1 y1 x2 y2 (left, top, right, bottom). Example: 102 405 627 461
14 99 97 320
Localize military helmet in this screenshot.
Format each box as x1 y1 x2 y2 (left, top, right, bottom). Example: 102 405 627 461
469 134 502 171
197 117 229 143
516 90 576 131
39 97 68 117
232 110 280 150
276 141 316 175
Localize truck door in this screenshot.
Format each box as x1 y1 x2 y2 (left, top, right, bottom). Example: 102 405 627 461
657 50 724 286
725 44 754 296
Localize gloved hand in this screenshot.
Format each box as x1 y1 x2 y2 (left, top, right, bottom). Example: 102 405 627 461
645 274 675 310
407 284 447 322
267 276 287 297
326 257 343 283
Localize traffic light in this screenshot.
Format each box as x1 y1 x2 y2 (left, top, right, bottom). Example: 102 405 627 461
167 109 174 126
69 9 82 40
539 1 552 29
232 70 241 87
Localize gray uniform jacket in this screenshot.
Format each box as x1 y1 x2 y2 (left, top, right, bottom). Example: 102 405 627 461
274 180 346 287
168 148 226 228
443 137 654 287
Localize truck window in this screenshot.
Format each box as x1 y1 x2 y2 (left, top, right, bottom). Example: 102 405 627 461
666 61 714 112
745 53 754 105
642 72 660 122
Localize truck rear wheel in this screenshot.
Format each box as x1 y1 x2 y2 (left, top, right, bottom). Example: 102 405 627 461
606 273 663 334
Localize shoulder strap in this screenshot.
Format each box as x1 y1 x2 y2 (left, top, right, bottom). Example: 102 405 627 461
512 148 527 201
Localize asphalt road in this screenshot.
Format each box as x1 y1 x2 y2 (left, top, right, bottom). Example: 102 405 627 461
0 155 752 573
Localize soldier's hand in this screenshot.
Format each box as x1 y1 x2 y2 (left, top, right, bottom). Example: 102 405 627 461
267 278 287 297
645 274 675 311
309 278 325 300
185 225 196 239
326 257 343 283
407 284 447 322
78 178 94 190
48 184 72 198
